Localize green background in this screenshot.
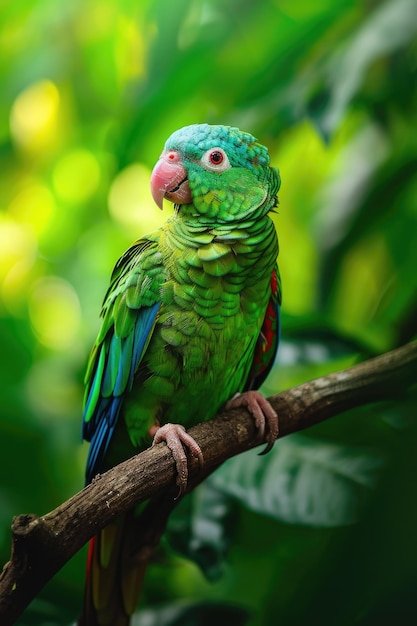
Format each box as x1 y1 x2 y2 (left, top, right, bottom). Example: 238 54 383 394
1 0 417 624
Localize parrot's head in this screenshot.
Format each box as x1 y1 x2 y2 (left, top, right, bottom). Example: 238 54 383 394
150 124 280 224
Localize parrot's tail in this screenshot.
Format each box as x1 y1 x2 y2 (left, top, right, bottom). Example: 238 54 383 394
79 511 147 626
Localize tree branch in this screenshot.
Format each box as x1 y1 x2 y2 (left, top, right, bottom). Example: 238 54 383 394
1 341 416 624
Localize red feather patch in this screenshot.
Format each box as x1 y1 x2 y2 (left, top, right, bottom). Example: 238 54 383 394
249 266 281 390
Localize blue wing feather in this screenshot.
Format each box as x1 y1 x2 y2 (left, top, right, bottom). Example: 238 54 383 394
84 302 160 483
82 238 162 483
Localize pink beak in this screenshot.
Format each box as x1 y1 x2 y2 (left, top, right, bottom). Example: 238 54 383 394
150 150 192 209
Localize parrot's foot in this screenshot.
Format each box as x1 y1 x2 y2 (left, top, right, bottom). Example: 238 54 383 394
152 423 204 496
224 391 278 454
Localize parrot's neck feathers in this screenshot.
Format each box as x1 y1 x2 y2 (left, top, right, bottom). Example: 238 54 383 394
160 212 277 281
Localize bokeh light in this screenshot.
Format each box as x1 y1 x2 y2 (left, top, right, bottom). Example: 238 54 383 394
108 162 168 232
0 216 37 311
9 80 61 154
53 149 101 203
28 276 81 350
1 1 417 623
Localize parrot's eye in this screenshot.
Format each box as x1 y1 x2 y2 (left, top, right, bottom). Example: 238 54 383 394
201 147 231 173
209 150 224 164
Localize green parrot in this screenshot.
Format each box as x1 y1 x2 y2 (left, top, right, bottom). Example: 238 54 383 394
80 124 281 625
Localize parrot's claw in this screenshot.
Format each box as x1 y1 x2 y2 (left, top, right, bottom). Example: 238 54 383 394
225 391 278 453
152 423 204 496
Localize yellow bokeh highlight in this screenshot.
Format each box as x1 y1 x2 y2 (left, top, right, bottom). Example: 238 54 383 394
29 277 81 350
331 235 391 337
8 181 56 236
115 16 147 82
271 121 330 315
108 163 168 233
52 149 101 203
0 216 36 278
10 80 60 154
0 216 37 310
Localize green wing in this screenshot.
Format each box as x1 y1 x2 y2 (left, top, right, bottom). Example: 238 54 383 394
82 238 163 482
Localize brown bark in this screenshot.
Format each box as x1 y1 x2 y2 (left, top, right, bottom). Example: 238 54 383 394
1 340 416 625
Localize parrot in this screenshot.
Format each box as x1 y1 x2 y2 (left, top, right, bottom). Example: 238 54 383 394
79 123 281 626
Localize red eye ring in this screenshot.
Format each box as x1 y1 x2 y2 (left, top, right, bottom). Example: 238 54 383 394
209 150 224 165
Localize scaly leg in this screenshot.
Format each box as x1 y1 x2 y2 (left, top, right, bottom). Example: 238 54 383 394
224 390 278 454
152 423 204 495
152 391 277 494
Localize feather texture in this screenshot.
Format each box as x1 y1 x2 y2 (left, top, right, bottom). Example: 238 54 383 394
81 124 281 625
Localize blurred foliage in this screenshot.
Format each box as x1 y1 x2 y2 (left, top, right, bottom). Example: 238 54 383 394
1 0 417 624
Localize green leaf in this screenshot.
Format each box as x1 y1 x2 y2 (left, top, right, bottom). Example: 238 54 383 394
307 0 417 138
167 482 235 581
132 601 249 626
208 435 384 527
166 434 385 581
